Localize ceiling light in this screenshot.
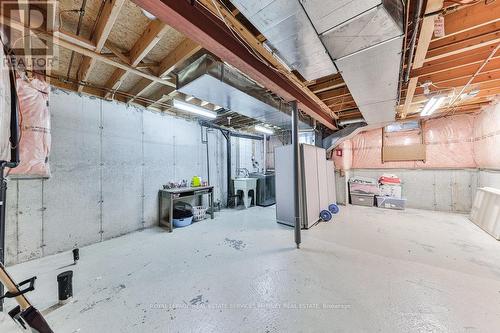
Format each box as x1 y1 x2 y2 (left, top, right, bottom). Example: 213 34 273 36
255 125 274 135
201 101 209 106
173 99 217 119
420 96 446 117
185 96 195 102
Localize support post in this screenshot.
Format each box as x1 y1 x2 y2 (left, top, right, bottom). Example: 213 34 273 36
263 134 267 173
291 101 301 249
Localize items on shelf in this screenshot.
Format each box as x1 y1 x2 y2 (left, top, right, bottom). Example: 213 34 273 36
163 179 189 189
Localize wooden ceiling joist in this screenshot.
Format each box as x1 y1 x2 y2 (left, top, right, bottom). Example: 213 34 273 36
128 38 201 103
2 15 176 88
437 1 500 38
76 0 126 92
417 57 500 84
104 19 169 99
411 45 500 77
400 0 444 119
307 75 346 94
425 31 500 63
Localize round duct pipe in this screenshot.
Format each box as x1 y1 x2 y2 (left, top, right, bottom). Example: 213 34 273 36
338 118 365 126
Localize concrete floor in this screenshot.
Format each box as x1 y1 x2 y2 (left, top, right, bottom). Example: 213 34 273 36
1 205 500 332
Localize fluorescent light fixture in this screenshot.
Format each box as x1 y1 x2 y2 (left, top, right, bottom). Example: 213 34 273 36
185 96 195 102
420 96 446 117
201 101 209 106
173 99 217 119
255 125 274 135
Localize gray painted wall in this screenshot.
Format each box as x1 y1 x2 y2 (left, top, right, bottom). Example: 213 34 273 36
5 88 240 265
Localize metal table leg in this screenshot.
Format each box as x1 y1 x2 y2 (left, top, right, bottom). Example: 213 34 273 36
169 195 173 232
210 192 214 219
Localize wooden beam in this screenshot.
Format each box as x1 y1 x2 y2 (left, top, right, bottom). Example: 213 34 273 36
129 20 169 67
411 45 500 77
316 86 351 102
308 76 346 94
417 57 500 84
129 38 201 102
157 38 201 77
77 0 125 91
54 30 96 51
425 31 500 63
2 16 176 88
93 0 126 51
437 1 500 39
413 0 444 69
401 77 419 119
104 19 169 99
104 41 130 65
400 0 443 119
430 21 499 50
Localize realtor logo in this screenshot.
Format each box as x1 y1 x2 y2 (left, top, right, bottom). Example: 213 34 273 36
0 0 58 71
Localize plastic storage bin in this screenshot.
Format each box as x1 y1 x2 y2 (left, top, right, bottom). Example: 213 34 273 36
376 196 406 210
351 193 375 207
349 177 380 195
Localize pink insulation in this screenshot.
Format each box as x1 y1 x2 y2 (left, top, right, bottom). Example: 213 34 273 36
416 115 475 168
332 140 352 170
334 113 482 170
8 78 51 177
474 102 500 169
0 48 11 161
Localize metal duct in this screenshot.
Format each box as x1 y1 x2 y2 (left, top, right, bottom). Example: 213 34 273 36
335 36 404 123
177 54 312 129
302 0 404 124
230 0 337 81
229 0 404 125
322 122 367 150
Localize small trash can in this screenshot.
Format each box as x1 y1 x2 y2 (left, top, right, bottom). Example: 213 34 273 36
57 271 73 304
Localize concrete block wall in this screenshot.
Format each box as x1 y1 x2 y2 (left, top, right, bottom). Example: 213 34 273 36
336 168 479 213
4 88 229 265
